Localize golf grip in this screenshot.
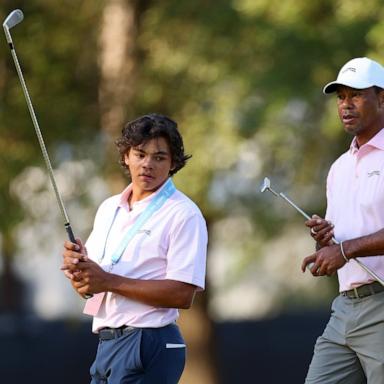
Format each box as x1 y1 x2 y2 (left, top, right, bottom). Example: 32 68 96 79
65 223 93 299
65 222 76 243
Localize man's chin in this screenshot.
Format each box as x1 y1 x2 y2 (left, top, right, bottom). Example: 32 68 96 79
343 124 361 136
135 176 168 193
141 180 165 192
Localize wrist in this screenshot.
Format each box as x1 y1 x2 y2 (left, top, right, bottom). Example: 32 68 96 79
103 272 115 293
340 241 349 262
107 273 128 295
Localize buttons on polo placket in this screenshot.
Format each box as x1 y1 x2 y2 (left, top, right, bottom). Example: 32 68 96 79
354 157 359 179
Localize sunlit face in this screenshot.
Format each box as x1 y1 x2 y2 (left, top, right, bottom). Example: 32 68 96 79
336 86 384 145
124 137 173 200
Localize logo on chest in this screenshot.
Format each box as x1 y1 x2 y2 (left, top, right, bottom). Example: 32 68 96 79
367 170 380 177
137 229 151 236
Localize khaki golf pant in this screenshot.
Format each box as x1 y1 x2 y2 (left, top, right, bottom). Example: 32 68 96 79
305 291 384 384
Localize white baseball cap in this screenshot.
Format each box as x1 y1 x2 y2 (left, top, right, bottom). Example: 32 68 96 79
323 57 384 94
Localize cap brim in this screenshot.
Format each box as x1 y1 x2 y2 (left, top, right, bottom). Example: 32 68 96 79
323 80 376 94
322 81 340 94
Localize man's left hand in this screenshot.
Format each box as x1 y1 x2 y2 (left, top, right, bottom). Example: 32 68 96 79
301 243 346 276
62 251 109 295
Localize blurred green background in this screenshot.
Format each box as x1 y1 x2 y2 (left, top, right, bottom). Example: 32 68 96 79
1 1 384 383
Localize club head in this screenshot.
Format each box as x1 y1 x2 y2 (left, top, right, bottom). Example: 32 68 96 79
260 177 271 193
3 9 24 29
260 176 280 197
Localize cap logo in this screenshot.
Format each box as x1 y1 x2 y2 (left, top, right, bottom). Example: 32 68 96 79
341 67 356 74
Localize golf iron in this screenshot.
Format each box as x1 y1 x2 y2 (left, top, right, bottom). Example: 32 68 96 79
3 10 92 298
260 177 384 286
3 9 76 243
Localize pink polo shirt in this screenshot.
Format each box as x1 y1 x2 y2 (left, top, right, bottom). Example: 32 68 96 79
85 180 207 332
325 128 384 291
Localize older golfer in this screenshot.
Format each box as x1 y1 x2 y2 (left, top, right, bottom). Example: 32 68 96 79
302 57 384 384
61 114 207 384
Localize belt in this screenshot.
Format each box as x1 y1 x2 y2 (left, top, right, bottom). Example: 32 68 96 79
98 326 136 340
341 281 384 299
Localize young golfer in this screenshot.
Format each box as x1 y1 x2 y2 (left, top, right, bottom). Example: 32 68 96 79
61 113 207 383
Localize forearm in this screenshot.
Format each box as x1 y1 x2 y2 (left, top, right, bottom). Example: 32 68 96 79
342 228 384 260
105 274 196 309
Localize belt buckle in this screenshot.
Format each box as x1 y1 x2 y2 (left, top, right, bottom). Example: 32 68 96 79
353 287 360 299
116 328 124 338
368 283 379 296
99 328 112 340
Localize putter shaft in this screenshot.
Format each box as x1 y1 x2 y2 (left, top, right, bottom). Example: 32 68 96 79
279 193 311 220
262 177 384 286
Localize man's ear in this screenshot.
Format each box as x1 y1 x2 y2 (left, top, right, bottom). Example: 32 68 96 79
124 152 130 166
378 90 384 108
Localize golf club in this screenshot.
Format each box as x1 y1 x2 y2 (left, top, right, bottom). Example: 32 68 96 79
3 9 76 243
261 177 384 286
3 9 92 298
260 177 311 220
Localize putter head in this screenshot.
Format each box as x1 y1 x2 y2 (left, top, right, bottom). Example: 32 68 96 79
260 176 279 197
260 177 271 193
3 9 24 29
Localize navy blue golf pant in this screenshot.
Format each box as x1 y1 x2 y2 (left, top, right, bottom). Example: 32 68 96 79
90 323 186 384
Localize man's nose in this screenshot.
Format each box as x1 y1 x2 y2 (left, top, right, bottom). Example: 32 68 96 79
340 96 354 108
142 156 154 168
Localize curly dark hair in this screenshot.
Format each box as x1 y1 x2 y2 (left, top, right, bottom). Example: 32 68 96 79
115 113 191 177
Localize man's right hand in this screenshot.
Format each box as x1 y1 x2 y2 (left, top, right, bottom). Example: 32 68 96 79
305 214 334 248
61 239 88 279
61 239 92 298
62 239 109 297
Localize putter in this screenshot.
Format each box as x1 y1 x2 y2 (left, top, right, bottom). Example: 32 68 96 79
3 10 92 297
261 177 384 286
260 177 311 220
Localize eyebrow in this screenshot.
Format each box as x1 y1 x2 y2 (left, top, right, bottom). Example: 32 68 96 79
134 148 170 156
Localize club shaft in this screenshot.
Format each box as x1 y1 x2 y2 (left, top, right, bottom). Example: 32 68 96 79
330 237 384 284
277 192 384 286
7 36 75 242
356 260 384 284
4 26 12 45
4 15 92 299
279 193 312 220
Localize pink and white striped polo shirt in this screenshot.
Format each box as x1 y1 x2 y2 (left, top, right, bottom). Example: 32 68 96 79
325 128 384 291
85 180 207 332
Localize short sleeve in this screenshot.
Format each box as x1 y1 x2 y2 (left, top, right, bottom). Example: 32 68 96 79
165 212 208 290
325 162 336 222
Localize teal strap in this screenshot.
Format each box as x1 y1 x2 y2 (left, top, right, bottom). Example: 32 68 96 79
109 178 176 267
